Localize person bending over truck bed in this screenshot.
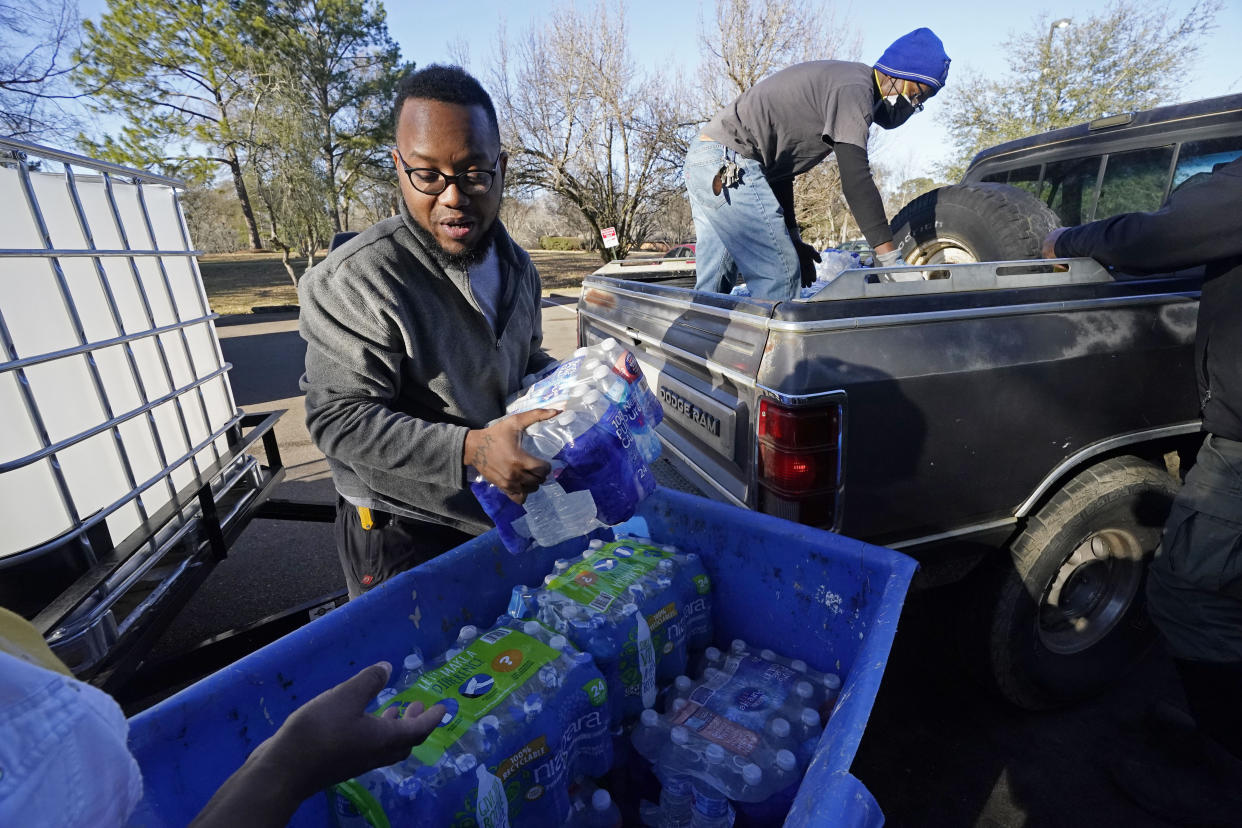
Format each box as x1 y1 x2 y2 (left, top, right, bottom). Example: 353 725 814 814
686 28 950 301
299 65 559 598
1044 156 1242 825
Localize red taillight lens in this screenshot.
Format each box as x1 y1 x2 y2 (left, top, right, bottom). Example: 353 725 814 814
757 398 843 527
758 443 836 491
758 401 839 448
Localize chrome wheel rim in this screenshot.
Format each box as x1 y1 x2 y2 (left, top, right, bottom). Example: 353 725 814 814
1038 528 1146 655
902 237 979 265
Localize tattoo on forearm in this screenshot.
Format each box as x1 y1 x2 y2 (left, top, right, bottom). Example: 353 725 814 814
471 433 495 471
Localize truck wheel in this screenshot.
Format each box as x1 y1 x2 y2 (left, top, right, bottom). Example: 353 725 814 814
889 183 1059 264
981 456 1179 709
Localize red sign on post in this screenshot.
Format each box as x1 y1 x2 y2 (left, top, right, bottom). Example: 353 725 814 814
600 226 619 249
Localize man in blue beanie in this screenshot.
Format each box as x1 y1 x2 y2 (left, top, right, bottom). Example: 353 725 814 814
686 28 950 301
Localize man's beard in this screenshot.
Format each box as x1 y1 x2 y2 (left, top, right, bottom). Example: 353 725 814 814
409 208 502 272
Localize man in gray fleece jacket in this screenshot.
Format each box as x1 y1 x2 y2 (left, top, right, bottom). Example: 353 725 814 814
299 66 558 596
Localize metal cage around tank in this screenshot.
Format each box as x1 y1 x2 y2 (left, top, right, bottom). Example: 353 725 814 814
0 137 322 690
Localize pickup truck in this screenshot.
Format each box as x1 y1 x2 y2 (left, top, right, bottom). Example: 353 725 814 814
574 95 1242 710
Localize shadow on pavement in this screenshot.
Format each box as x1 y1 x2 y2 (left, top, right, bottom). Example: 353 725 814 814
219 327 307 406
852 581 1182 827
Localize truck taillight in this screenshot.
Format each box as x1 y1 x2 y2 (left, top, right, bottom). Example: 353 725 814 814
757 398 843 528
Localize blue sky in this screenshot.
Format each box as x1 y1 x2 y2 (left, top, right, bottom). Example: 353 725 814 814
388 0 1242 179
76 0 1242 180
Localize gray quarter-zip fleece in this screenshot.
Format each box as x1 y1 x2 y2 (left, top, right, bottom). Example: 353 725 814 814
298 204 556 533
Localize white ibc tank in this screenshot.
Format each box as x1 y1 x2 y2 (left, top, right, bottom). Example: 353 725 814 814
0 146 239 561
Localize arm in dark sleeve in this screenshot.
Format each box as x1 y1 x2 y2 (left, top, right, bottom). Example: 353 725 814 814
770 176 799 234
1054 158 1242 270
835 142 893 247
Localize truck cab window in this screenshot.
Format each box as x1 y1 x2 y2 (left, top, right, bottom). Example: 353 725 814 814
1173 136 1242 191
1042 156 1101 225
980 165 1042 198
1005 165 1043 198
1096 146 1174 220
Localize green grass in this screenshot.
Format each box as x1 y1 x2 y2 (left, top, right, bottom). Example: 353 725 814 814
198 252 300 316
198 249 603 316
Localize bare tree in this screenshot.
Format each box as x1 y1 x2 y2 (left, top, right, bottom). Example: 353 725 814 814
696 0 861 119
651 193 695 246
501 195 573 249
181 184 247 253
490 2 691 261
793 161 854 246
937 0 1222 179
0 0 93 140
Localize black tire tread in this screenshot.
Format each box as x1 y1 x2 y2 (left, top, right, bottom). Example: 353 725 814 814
988 455 1179 709
890 182 1060 262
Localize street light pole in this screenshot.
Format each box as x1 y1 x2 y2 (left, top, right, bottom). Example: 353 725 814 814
1042 18 1073 124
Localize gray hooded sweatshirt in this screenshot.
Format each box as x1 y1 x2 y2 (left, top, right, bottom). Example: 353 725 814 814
298 204 556 534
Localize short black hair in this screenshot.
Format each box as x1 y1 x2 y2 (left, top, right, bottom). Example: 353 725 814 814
392 64 499 139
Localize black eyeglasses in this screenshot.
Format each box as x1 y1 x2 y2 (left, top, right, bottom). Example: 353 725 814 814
394 146 500 196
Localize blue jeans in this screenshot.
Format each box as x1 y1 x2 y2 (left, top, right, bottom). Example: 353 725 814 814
684 138 799 302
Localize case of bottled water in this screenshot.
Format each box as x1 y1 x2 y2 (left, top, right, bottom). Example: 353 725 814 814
631 640 843 823
330 620 612 827
472 340 663 556
508 536 713 723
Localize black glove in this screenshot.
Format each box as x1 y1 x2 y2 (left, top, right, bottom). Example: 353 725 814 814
794 240 821 288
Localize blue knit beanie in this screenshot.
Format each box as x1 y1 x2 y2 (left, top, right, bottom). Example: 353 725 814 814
875 28 951 93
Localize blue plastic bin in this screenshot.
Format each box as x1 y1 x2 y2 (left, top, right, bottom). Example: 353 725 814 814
126 489 916 827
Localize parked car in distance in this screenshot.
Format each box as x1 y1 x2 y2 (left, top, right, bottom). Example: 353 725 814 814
665 243 696 259
837 239 871 255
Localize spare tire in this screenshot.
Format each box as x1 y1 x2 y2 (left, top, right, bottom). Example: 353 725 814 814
890 182 1060 265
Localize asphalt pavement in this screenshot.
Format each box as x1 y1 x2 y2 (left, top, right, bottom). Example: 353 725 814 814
146 293 1185 827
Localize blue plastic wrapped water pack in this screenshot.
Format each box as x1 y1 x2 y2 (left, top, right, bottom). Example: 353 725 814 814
329 619 612 827
631 639 843 824
508 536 713 723
471 340 662 556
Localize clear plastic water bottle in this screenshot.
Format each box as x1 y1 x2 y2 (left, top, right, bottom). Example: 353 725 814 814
819 671 843 721
689 785 734 828
598 337 663 429
521 479 601 547
555 396 656 525
734 751 801 827
657 773 695 828
632 708 664 757
766 716 796 753
443 625 478 661
795 707 823 764
395 649 425 690
581 788 623 828
659 674 694 712
593 362 661 463
691 645 725 676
